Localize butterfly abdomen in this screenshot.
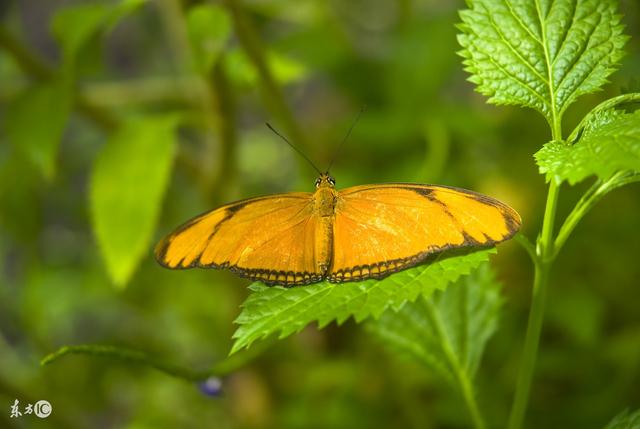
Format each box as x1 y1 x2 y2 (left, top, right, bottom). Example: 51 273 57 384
312 187 337 275
315 216 333 275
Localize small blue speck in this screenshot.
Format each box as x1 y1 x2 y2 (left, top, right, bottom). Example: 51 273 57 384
198 376 223 397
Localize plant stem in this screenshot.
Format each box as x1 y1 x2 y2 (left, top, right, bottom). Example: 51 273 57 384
41 341 274 382
41 344 211 381
506 0 566 401
508 148 562 429
507 257 550 429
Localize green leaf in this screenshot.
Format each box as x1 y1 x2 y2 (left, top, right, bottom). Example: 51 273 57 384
51 0 146 71
535 109 640 184
5 81 72 179
225 48 307 88
187 4 231 74
458 0 627 126
604 409 640 429
366 263 502 386
90 115 178 287
230 248 496 354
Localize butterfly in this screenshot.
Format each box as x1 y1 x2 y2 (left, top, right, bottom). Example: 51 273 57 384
155 172 521 287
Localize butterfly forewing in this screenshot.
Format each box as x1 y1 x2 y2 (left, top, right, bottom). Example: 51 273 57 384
155 193 327 285
156 180 521 286
328 184 520 282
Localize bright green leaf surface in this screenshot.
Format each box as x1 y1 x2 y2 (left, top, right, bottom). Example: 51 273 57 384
5 82 71 179
604 409 640 429
458 0 627 126
535 110 640 184
366 263 502 386
90 115 178 287
187 4 231 74
231 249 496 354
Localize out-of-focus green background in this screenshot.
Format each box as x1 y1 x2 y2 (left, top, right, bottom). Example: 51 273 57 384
1 0 639 428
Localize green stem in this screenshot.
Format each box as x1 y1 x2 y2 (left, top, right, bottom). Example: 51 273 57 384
508 140 562 428
156 0 227 199
539 180 560 260
208 56 239 204
507 257 551 429
41 342 273 382
41 345 211 381
424 300 485 429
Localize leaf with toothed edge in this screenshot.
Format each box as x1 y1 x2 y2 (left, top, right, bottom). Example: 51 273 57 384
458 0 627 125
536 109 640 184
603 408 640 429
366 263 502 387
230 248 496 354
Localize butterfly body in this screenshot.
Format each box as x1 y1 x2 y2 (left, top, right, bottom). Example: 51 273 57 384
155 173 521 287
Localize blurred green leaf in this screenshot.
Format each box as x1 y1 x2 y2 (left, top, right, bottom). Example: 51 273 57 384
5 81 71 179
366 263 502 386
51 0 146 71
458 0 627 125
535 110 640 184
90 115 178 287
225 48 307 88
186 4 231 75
604 408 640 429
231 249 496 354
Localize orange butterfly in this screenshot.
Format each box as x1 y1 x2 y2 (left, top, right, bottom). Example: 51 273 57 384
155 172 521 287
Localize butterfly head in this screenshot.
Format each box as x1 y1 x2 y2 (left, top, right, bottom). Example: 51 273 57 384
315 173 336 189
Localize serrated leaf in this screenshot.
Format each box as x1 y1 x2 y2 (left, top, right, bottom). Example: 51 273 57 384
90 115 178 287
458 0 627 126
604 409 640 429
5 81 72 180
535 109 640 184
230 248 496 354
187 4 231 74
366 263 502 386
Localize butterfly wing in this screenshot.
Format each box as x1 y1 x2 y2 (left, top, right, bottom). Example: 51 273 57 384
329 184 521 282
155 193 326 286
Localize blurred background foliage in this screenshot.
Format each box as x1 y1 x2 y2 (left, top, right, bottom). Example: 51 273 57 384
1 0 639 428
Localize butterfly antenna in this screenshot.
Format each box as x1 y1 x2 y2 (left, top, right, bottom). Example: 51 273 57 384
326 105 366 173
266 123 322 175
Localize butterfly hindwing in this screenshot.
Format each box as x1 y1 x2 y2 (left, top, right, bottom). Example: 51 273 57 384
156 179 521 286
154 193 327 285
329 184 521 282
